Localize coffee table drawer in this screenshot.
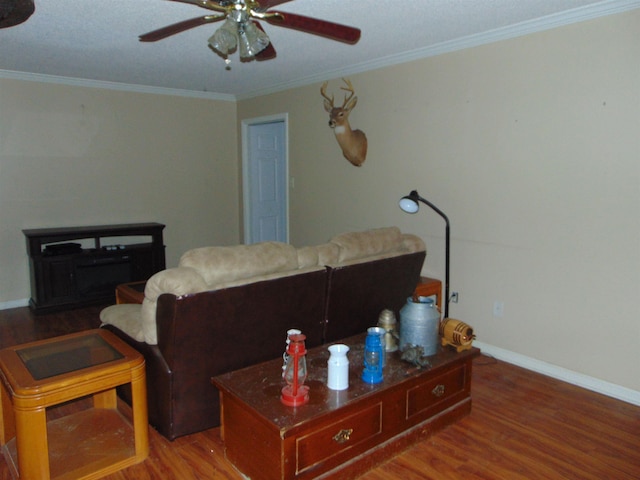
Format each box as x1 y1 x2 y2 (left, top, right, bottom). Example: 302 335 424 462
296 402 382 474
406 363 467 419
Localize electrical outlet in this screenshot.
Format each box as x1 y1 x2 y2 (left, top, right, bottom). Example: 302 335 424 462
450 292 459 303
493 301 504 318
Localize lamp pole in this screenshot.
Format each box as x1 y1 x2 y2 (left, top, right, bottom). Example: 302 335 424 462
399 190 450 318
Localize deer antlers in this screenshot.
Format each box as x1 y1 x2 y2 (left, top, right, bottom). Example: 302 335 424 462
321 78 356 110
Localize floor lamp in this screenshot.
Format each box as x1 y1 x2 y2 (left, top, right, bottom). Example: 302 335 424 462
399 190 451 318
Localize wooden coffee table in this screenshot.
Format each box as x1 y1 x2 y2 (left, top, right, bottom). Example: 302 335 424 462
0 329 148 480
212 333 479 480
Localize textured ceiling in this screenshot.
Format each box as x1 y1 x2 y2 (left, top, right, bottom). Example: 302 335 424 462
0 0 636 99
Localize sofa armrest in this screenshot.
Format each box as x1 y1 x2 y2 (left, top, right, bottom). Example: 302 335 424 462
401 233 426 253
154 293 180 368
144 267 208 301
141 267 208 344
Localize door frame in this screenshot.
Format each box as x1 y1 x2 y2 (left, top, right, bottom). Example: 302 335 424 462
241 113 290 244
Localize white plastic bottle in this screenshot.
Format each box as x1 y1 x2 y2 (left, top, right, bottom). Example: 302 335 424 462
327 344 350 390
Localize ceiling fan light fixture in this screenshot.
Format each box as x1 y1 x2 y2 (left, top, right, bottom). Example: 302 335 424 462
138 0 361 66
208 18 238 56
237 20 269 59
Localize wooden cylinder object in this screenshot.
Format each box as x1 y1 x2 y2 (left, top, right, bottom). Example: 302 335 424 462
440 318 475 352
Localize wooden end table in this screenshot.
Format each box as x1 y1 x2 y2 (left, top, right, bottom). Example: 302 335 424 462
212 333 479 480
415 276 442 311
0 329 148 480
116 281 146 304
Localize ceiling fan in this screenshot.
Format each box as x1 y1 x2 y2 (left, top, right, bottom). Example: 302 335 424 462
0 0 35 28
139 0 361 66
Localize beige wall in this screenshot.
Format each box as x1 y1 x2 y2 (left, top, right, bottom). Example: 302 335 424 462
238 11 640 391
0 80 240 303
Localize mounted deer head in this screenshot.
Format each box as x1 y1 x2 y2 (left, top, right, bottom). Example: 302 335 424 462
321 78 368 167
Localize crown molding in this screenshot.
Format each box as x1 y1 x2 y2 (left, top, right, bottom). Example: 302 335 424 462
237 0 640 100
0 69 236 102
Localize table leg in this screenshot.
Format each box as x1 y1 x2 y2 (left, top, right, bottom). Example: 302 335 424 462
219 392 226 442
93 387 118 409
130 363 149 461
0 381 15 446
15 405 49 480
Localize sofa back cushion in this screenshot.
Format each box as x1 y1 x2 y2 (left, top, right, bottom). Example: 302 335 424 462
179 242 299 287
322 226 426 342
331 226 404 263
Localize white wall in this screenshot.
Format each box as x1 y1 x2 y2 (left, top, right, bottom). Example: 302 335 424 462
0 80 240 304
238 10 640 393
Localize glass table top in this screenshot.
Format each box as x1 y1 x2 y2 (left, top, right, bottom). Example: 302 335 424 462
17 332 124 380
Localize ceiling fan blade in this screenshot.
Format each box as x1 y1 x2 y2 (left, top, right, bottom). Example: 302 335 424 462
266 11 360 44
0 0 35 29
255 43 277 61
139 15 224 42
254 21 277 61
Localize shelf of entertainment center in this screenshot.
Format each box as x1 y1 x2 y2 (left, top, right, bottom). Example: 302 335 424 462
23 223 165 313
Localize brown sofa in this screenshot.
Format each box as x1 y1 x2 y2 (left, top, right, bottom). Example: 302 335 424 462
100 227 425 440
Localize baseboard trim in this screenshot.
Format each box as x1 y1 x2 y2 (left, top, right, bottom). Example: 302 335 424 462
474 341 640 407
0 299 29 310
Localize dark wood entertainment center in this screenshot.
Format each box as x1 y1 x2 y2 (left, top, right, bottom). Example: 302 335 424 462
23 223 165 313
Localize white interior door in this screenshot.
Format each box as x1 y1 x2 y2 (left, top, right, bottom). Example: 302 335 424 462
242 115 289 244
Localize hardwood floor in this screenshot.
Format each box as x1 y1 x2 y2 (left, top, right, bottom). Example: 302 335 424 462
0 305 638 479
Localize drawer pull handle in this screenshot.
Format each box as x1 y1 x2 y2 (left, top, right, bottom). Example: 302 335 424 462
332 428 353 444
432 384 445 397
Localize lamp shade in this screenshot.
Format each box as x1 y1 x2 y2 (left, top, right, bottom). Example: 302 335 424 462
399 195 420 214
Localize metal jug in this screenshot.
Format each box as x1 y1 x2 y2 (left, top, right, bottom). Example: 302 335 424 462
399 296 440 355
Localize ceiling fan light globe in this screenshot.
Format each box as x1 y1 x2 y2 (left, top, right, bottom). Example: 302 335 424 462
208 19 238 55
238 21 269 58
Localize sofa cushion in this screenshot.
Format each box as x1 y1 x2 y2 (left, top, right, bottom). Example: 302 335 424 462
297 246 319 268
179 242 299 287
100 303 144 342
215 264 326 289
331 226 403 262
315 243 340 265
